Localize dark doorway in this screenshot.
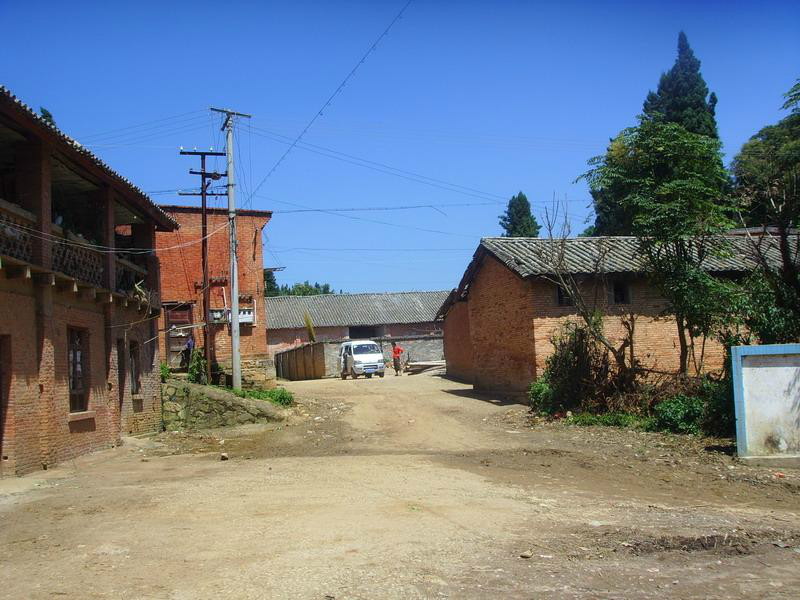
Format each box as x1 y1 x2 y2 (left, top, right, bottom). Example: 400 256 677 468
165 304 194 368
116 338 126 428
349 325 379 339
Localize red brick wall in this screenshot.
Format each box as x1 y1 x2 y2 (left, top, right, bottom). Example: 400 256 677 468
156 210 270 362
467 255 537 393
531 277 726 377
442 301 474 383
447 258 727 395
0 278 162 475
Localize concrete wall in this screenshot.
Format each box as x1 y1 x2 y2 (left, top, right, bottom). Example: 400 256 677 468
733 345 800 460
275 334 444 380
267 322 441 356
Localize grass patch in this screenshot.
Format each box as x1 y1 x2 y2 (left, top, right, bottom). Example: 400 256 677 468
566 412 653 429
232 387 294 407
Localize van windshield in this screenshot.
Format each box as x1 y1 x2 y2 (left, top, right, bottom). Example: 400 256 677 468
353 344 380 355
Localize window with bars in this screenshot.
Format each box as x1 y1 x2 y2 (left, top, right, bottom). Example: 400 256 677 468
68 328 89 412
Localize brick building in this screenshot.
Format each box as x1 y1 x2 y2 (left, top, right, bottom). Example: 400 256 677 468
266 290 449 362
155 205 271 374
437 236 770 395
0 87 177 475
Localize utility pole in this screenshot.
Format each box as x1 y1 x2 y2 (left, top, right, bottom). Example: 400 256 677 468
210 107 251 390
179 149 225 385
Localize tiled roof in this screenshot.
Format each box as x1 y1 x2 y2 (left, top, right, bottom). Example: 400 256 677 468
265 290 451 329
479 236 779 277
0 86 177 230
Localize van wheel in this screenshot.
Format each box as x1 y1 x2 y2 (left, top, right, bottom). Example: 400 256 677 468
365 373 373 379
351 370 358 379
341 372 347 380
378 373 384 378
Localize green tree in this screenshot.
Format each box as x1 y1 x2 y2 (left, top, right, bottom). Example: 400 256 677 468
499 192 540 237
731 78 800 338
643 32 718 138
590 32 720 235
263 269 280 296
39 106 56 126
583 119 734 374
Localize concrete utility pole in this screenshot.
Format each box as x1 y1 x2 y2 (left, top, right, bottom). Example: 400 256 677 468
210 107 251 390
179 149 225 385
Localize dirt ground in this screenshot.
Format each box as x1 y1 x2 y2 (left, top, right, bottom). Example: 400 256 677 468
1 373 799 599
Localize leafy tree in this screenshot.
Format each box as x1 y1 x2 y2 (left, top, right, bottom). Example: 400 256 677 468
263 274 338 297
643 32 718 138
39 106 56 126
731 78 800 337
499 192 540 237
583 119 734 374
590 32 720 235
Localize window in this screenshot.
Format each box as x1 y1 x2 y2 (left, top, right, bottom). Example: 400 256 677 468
129 341 141 396
68 328 89 412
349 325 379 339
353 343 380 355
612 281 631 305
556 286 574 307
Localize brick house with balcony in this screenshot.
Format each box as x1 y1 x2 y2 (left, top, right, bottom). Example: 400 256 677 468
0 87 178 475
437 236 774 395
155 205 271 379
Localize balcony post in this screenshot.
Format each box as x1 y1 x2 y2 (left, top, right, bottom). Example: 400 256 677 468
15 140 52 270
100 188 115 292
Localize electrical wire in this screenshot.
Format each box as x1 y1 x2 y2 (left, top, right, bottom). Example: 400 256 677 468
244 0 414 208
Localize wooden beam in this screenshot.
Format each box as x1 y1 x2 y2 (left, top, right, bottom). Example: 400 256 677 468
97 291 113 304
80 286 97 301
33 273 56 286
57 279 79 294
5 265 31 280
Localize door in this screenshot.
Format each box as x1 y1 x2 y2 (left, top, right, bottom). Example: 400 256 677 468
165 305 194 368
0 336 8 473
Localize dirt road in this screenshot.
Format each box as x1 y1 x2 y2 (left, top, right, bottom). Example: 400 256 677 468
1 374 799 599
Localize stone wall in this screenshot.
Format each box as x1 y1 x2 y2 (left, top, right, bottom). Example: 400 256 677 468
161 379 284 431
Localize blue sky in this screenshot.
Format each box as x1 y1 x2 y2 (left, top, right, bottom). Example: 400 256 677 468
2 1 798 292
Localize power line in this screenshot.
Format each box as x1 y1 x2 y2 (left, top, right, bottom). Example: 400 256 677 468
245 0 413 207
78 111 208 142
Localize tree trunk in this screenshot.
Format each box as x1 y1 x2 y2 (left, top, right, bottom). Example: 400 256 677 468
676 315 689 376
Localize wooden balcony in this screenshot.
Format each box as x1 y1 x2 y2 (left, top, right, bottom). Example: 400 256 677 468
115 257 160 309
0 198 35 264
52 233 104 288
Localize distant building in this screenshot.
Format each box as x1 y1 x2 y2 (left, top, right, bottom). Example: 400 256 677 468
0 86 177 474
437 236 775 395
265 290 450 362
155 205 272 379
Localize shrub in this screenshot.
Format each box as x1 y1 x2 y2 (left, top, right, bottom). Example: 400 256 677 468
650 393 705 435
159 362 170 383
533 322 609 415
528 377 554 415
187 349 208 385
699 377 735 437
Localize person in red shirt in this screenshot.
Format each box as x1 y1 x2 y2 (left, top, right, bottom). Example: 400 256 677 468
391 341 405 376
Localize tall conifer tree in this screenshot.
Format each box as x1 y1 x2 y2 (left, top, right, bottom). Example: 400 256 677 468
499 192 540 237
642 31 718 138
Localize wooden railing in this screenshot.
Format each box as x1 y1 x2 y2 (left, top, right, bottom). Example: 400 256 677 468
52 236 104 287
115 257 159 308
0 198 35 264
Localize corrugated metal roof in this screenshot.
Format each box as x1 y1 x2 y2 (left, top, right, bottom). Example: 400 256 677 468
265 290 451 329
0 86 177 230
480 235 780 277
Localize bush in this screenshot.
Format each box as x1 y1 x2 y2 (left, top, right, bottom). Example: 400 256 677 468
699 377 735 437
650 393 705 435
159 362 170 383
187 349 207 385
528 377 554 415
531 322 609 415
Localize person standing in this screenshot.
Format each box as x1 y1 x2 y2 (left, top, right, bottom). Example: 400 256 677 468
391 341 405 376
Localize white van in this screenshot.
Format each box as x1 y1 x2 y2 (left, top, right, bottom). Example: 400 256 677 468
339 340 385 379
